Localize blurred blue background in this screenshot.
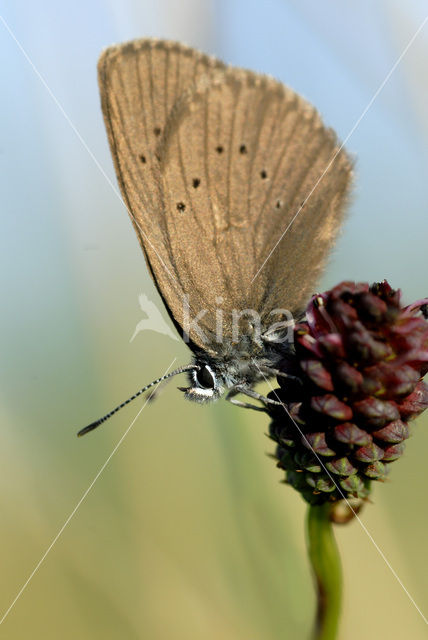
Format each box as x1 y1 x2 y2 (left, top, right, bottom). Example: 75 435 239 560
1 1 428 638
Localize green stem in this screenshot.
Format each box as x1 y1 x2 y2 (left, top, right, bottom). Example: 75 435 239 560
306 503 342 640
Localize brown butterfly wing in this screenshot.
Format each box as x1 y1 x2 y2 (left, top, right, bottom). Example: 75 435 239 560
99 39 352 352
98 39 225 343
158 68 352 339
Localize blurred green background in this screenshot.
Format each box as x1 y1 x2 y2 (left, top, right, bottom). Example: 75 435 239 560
1 1 428 638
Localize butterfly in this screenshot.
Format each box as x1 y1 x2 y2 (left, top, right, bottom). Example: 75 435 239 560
78 38 352 435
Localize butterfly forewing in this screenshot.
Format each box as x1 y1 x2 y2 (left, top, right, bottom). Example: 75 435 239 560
98 39 225 334
99 39 352 350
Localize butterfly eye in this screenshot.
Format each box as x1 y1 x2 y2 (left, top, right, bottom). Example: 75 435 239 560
196 366 216 389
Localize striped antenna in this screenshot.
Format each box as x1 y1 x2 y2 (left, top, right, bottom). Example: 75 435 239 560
77 364 199 437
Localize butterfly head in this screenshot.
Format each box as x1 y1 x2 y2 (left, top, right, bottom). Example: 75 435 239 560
178 344 281 403
180 363 225 403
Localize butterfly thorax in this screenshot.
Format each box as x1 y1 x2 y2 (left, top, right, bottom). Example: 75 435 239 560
183 333 292 403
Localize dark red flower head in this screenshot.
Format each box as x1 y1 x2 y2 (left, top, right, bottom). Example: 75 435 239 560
268 281 428 505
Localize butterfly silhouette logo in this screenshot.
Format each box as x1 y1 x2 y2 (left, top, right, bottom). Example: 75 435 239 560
130 293 179 343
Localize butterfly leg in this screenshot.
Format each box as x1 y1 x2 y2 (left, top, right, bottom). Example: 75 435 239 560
226 385 270 411
226 395 268 412
238 386 284 406
258 365 303 385
226 385 284 412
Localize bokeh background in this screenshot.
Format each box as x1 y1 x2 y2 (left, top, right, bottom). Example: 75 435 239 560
1 1 428 638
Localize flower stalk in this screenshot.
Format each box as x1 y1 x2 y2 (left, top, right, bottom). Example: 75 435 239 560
306 503 342 640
